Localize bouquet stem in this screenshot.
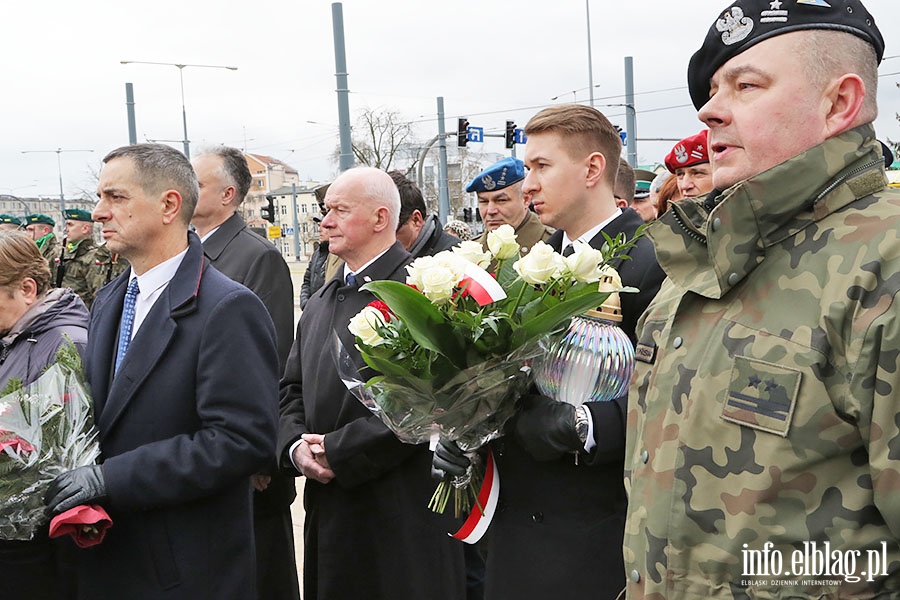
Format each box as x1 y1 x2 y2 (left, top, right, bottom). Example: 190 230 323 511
428 459 485 518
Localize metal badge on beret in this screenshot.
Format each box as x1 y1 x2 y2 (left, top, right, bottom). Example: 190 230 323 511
687 0 884 110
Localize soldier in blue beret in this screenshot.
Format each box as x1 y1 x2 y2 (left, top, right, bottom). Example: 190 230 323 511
0 214 23 231
24 213 59 281
624 1 900 598
466 156 553 263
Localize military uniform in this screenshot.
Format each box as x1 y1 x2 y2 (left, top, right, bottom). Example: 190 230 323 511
624 126 900 598
55 237 109 309
475 211 553 258
38 233 60 283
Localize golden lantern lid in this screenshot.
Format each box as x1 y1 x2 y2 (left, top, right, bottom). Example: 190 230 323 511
585 266 623 323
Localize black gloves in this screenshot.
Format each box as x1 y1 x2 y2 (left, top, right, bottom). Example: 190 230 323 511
431 438 470 480
44 465 108 515
512 394 582 462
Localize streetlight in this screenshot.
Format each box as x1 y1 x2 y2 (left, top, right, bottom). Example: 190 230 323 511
120 60 238 159
550 84 602 102
20 148 94 214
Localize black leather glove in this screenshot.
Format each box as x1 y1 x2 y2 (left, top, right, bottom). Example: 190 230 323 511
44 465 108 515
512 394 581 462
431 438 470 480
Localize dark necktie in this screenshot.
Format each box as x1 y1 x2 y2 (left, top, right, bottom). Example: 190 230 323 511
562 244 575 257
345 272 357 287
115 278 140 373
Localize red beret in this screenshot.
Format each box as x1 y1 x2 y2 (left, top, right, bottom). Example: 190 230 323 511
665 130 709 173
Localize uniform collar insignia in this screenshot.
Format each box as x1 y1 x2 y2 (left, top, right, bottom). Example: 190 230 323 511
717 7 754 46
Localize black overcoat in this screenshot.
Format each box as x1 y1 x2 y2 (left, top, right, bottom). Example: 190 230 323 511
277 241 466 600
79 233 279 600
487 208 665 600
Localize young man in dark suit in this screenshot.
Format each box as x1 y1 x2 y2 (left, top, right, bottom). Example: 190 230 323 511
44 143 279 600
278 166 466 600
485 105 665 599
192 146 299 600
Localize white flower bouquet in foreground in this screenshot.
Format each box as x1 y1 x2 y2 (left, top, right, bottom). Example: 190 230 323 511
346 224 638 517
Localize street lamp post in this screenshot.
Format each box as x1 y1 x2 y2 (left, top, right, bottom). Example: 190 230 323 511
20 148 94 215
120 60 238 159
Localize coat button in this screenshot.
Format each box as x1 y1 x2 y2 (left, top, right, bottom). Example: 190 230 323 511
640 450 649 464
337 294 345 301
630 570 641 583
727 272 740 286
531 512 543 523
673 337 683 349
711 217 721 232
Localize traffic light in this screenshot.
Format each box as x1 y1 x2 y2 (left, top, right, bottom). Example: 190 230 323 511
458 117 469 148
262 195 276 223
505 121 516 149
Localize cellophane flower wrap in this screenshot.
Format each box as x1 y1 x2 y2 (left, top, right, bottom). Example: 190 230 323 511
346 225 638 516
0 342 100 541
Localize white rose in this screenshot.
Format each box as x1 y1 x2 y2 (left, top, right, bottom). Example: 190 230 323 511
432 251 468 282
452 241 492 269
406 255 437 289
420 263 458 304
564 241 606 283
513 241 565 285
487 224 520 260
348 306 388 346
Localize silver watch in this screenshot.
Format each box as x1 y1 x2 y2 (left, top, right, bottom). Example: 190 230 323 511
574 405 589 445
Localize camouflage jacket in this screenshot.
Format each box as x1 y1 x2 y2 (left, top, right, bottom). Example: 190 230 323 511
624 125 900 599
56 237 111 310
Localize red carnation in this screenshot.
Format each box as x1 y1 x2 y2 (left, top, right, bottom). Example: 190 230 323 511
367 300 393 322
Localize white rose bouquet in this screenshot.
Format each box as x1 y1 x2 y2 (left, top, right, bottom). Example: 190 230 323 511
346 224 638 519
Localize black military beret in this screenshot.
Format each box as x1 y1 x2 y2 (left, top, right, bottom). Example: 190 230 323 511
688 0 884 110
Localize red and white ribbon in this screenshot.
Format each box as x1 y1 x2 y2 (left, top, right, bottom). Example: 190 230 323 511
450 449 499 545
460 263 507 306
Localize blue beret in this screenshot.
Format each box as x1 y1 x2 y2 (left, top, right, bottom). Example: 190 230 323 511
688 0 884 111
0 214 23 226
64 208 93 222
466 157 525 194
24 214 55 227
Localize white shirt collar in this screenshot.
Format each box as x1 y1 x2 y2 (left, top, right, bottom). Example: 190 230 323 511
561 208 623 249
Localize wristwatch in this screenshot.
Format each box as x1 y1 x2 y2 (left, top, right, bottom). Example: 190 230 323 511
574 405 590 445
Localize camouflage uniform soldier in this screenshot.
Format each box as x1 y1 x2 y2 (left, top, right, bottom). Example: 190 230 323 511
24 213 59 283
56 208 108 309
623 2 900 599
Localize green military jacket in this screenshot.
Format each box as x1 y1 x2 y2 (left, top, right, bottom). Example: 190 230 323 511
56 237 113 309
476 210 554 258
624 125 900 598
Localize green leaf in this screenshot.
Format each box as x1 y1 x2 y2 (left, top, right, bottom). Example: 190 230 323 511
361 281 466 368
511 289 613 347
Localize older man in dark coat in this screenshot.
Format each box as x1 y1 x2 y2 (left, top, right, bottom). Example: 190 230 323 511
278 166 466 600
44 143 279 600
192 146 298 600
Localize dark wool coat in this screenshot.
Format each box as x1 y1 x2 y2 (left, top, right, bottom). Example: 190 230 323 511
487 207 666 600
79 233 279 600
278 241 466 600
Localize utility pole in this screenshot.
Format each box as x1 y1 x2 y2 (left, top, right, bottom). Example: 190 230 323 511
624 56 638 167
332 3 354 172
125 83 137 145
20 148 94 215
436 97 450 224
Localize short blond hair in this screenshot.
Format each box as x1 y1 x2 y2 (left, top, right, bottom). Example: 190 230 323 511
524 105 622 186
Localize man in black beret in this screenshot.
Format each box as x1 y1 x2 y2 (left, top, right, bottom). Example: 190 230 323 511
624 1 900 598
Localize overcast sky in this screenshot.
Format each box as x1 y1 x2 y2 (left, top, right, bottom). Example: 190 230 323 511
3 0 900 202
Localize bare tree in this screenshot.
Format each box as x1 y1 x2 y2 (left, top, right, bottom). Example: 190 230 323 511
333 107 420 173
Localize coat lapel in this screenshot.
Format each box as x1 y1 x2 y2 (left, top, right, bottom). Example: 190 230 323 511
88 274 128 417
97 233 205 435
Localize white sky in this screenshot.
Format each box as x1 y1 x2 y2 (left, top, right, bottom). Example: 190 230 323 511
3 0 900 202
